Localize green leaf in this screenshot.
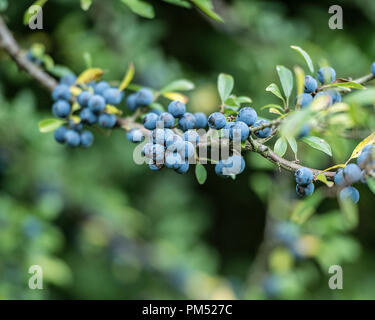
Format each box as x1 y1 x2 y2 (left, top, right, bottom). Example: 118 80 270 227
261 103 284 111
323 81 365 90
195 163 207 184
236 96 252 104
276 65 294 103
80 0 92 10
162 0 191 8
316 173 334 187
290 45 314 73
38 118 66 133
301 136 332 157
224 96 240 107
265 84 285 103
217 73 234 103
274 137 287 157
0 0 8 12
120 0 155 19
23 0 48 25
286 136 298 156
149 102 165 112
47 65 74 78
191 0 223 22
367 178 375 194
344 88 375 105
160 79 195 93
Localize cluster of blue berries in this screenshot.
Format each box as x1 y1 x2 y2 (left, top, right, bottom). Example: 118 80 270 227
334 144 374 203
294 167 314 197
295 67 340 107
126 100 207 174
52 74 128 147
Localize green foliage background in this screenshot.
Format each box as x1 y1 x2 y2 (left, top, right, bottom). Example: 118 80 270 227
0 0 375 299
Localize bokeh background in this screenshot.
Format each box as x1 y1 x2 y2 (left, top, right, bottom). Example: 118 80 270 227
1 0 375 299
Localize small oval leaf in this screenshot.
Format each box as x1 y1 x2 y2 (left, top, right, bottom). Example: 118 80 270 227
38 118 66 133
195 163 207 184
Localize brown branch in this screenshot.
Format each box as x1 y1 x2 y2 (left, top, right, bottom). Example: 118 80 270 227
0 16 57 92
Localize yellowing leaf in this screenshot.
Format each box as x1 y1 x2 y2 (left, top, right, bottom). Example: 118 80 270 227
119 63 135 91
320 163 345 174
269 107 283 115
162 92 188 104
347 130 375 162
294 65 305 98
105 104 123 115
70 86 82 96
76 68 103 84
316 173 334 187
71 115 81 123
71 102 81 113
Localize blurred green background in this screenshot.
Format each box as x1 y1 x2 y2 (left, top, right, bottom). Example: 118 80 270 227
0 0 375 299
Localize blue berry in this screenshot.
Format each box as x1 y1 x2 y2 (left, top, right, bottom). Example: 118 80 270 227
151 144 165 163
327 90 341 104
88 95 106 113
295 168 313 186
52 84 72 101
165 152 182 169
194 112 207 129
363 144 374 153
136 88 154 106
304 75 318 93
176 161 189 174
253 120 272 138
126 129 144 143
65 129 81 147
223 122 235 139
295 93 313 108
98 113 117 128
184 130 199 145
80 108 97 125
54 126 68 144
150 109 163 116
168 101 186 118
151 128 171 145
142 143 153 158
158 112 175 128
215 155 245 176
208 112 226 129
180 141 195 159
77 91 93 108
236 107 257 126
166 134 184 152
80 130 94 147
179 112 196 131
314 91 333 106
60 74 76 86
317 67 336 84
357 150 370 169
126 93 139 111
69 120 83 132
371 62 375 76
340 186 359 203
94 81 110 95
343 163 361 184
103 88 123 105
143 112 158 130
334 169 346 187
274 222 299 246
296 183 314 197
52 100 71 118
149 163 163 171
229 121 250 141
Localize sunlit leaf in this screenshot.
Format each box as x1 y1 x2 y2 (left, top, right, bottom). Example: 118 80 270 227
290 45 314 73
265 83 285 103
191 0 223 22
195 163 207 184
301 136 332 156
76 68 103 84
323 81 365 90
274 136 287 157
105 104 123 115
316 173 334 187
160 79 195 93
38 118 66 133
269 108 283 115
23 0 48 25
80 0 92 11
276 65 293 104
217 73 234 103
119 63 135 91
346 130 375 162
162 92 188 103
120 0 155 19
